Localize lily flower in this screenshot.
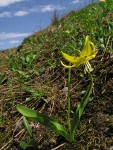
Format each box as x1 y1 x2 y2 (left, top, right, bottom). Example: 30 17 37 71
61 36 96 69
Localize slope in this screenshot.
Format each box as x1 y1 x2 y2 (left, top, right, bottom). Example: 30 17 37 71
0 0 113 149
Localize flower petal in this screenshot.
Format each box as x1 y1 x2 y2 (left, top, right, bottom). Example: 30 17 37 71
81 36 96 57
86 53 96 61
61 51 79 63
61 36 96 69
89 41 96 55
60 61 76 68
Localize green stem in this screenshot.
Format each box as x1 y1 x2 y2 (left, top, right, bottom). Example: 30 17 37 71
68 67 71 132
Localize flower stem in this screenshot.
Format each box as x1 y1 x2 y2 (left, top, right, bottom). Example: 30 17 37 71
68 66 71 132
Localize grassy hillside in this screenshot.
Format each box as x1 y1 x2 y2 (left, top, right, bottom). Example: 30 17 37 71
0 0 113 149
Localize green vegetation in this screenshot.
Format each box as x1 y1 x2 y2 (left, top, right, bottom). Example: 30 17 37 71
0 0 113 149
17 35 95 144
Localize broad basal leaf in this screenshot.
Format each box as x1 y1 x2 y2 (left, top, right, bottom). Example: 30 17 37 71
17 105 70 141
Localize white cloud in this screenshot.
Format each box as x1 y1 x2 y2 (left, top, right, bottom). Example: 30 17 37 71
39 5 66 12
0 11 11 18
14 10 29 16
9 40 20 44
0 10 29 18
0 4 66 18
71 0 81 4
0 32 31 39
0 0 25 7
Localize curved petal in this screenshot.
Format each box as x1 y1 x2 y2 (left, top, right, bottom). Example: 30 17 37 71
81 36 96 57
80 36 90 57
61 56 86 68
89 41 96 55
86 54 96 61
60 61 76 68
61 51 80 63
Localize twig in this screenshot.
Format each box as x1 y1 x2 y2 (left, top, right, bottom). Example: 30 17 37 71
51 143 66 150
0 139 13 150
0 128 25 150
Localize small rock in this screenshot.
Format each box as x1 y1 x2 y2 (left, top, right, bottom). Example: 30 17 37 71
110 146 113 150
61 87 68 93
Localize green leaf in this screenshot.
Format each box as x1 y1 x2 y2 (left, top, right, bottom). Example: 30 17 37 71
0 74 7 85
17 105 38 118
17 105 70 141
70 73 93 142
26 55 30 63
39 67 45 75
17 70 29 79
25 97 32 102
20 141 29 150
23 116 33 138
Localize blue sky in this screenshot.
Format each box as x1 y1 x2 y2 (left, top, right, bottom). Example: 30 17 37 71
0 0 96 50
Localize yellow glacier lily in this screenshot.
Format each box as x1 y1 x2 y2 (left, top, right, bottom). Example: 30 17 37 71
61 36 96 68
